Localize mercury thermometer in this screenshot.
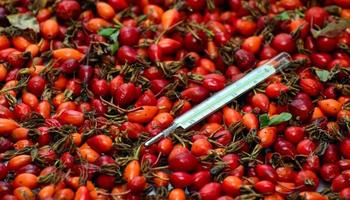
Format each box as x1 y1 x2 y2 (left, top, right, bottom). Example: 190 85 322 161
145 52 291 146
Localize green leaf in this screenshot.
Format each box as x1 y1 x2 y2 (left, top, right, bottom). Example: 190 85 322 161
110 31 120 42
7 13 40 33
110 42 119 55
259 112 292 128
98 28 117 37
259 114 270 128
275 11 290 21
314 68 330 82
268 112 292 126
98 26 122 43
311 19 350 38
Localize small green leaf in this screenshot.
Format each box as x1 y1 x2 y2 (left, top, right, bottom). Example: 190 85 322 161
110 31 120 42
268 112 292 126
259 112 292 128
98 26 122 43
98 28 117 37
7 13 40 33
110 42 119 55
259 114 270 128
275 11 290 21
314 68 330 82
311 19 350 38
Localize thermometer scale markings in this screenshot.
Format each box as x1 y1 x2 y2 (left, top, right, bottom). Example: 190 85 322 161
176 64 276 129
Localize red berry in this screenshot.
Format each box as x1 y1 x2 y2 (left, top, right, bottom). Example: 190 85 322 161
181 86 209 103
199 182 222 200
117 46 137 63
56 0 81 21
27 75 46 97
127 176 146 193
295 170 319 191
341 137 350 159
91 79 109 97
234 49 256 70
305 7 329 27
320 163 340 182
271 33 296 53
114 83 137 107
255 164 278 182
119 27 140 46
170 172 193 188
168 145 198 172
254 180 275 194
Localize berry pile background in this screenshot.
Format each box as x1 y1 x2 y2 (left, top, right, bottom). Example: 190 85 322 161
0 0 350 199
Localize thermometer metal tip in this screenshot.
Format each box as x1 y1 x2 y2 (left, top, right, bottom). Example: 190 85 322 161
144 124 179 146
144 52 292 147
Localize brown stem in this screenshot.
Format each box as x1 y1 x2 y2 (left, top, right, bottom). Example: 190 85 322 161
100 96 141 113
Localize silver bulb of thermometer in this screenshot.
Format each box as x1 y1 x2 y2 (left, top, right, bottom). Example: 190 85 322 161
145 52 292 147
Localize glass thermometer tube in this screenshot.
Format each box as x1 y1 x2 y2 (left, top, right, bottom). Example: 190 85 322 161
145 52 291 147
